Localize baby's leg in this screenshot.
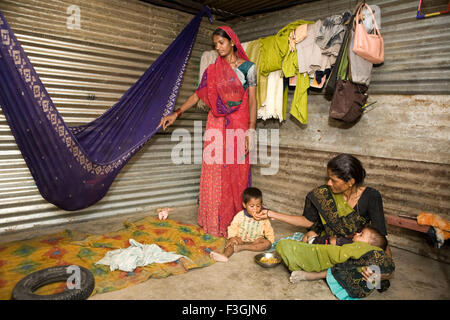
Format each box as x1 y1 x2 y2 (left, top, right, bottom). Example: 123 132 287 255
210 238 237 262
290 270 328 283
234 238 272 253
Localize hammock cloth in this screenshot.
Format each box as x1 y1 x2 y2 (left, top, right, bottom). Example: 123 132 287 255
0 8 212 211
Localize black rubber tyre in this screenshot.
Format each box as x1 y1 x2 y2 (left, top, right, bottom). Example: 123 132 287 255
12 265 95 300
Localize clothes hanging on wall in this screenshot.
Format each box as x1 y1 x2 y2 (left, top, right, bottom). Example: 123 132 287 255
258 70 284 121
316 11 352 50
196 3 382 125
347 4 382 86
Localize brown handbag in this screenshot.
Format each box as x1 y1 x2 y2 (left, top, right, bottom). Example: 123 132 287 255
329 19 369 123
329 79 368 123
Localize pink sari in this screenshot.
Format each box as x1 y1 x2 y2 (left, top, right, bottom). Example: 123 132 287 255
195 26 251 237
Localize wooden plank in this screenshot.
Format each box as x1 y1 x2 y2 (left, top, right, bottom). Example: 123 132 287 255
386 214 430 233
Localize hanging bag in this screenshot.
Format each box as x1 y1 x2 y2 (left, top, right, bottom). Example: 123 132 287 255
325 13 355 97
330 29 368 123
329 79 368 122
353 3 384 64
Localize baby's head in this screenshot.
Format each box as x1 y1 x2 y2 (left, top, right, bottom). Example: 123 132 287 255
242 187 263 220
352 227 388 250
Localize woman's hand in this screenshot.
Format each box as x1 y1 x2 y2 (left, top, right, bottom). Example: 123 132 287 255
245 130 255 154
158 113 178 131
362 266 393 282
255 209 269 220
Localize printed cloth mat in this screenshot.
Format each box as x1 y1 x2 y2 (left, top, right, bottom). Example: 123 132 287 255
0 217 225 299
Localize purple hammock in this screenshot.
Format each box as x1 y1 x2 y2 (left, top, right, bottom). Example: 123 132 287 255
0 8 212 211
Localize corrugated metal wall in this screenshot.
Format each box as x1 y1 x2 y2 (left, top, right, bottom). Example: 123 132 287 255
233 0 450 94
229 0 449 259
0 0 219 234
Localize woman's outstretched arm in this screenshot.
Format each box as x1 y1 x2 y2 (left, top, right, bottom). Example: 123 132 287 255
159 93 200 130
257 209 314 228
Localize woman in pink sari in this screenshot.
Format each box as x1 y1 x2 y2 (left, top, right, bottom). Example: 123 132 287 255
159 26 257 237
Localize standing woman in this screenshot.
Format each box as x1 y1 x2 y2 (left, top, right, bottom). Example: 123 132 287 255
159 26 257 237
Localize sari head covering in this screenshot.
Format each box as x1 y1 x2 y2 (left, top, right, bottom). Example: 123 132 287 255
196 26 250 120
195 26 252 237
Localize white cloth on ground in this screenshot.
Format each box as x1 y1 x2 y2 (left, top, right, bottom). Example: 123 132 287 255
96 239 190 272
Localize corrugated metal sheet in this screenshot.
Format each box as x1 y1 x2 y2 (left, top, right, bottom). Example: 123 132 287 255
226 0 449 260
0 0 219 234
253 147 450 219
232 0 450 94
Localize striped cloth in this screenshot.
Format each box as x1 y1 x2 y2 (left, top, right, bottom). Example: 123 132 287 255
269 232 305 251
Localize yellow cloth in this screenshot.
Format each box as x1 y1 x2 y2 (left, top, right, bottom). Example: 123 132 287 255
276 240 382 272
275 19 314 78
0 218 225 299
227 210 275 243
289 24 308 52
245 39 267 110
289 73 310 124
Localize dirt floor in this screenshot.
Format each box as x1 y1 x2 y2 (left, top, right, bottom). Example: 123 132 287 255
1 205 449 300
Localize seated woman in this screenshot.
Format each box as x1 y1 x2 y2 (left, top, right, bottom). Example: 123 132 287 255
256 153 394 299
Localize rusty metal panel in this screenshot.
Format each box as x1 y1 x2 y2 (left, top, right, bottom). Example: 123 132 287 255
231 0 450 94
0 0 218 234
253 146 450 228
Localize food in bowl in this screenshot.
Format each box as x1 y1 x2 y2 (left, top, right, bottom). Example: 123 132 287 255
254 252 282 268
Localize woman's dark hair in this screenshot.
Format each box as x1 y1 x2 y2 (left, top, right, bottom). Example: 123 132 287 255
212 28 237 51
327 153 366 185
242 187 262 204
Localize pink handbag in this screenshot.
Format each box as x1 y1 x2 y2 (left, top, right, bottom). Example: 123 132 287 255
352 4 384 64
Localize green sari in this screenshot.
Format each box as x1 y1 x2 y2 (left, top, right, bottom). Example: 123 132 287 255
276 240 382 273
306 185 367 238
276 185 395 298
276 240 395 298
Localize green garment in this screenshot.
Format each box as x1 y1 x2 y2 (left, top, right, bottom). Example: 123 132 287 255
337 29 350 81
307 185 367 238
275 19 313 77
289 73 309 124
259 35 281 77
276 240 382 272
245 39 267 110
256 19 313 122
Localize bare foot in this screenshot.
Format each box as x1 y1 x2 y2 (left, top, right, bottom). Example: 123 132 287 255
289 271 310 283
210 251 228 262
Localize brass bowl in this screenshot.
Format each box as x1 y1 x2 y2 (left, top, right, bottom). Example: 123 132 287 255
254 252 282 268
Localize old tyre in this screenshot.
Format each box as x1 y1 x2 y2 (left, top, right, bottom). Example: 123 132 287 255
12 265 95 300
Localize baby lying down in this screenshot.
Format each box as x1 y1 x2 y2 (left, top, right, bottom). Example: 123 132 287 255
276 227 395 299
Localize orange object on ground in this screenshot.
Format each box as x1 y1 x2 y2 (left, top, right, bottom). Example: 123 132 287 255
417 212 450 240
